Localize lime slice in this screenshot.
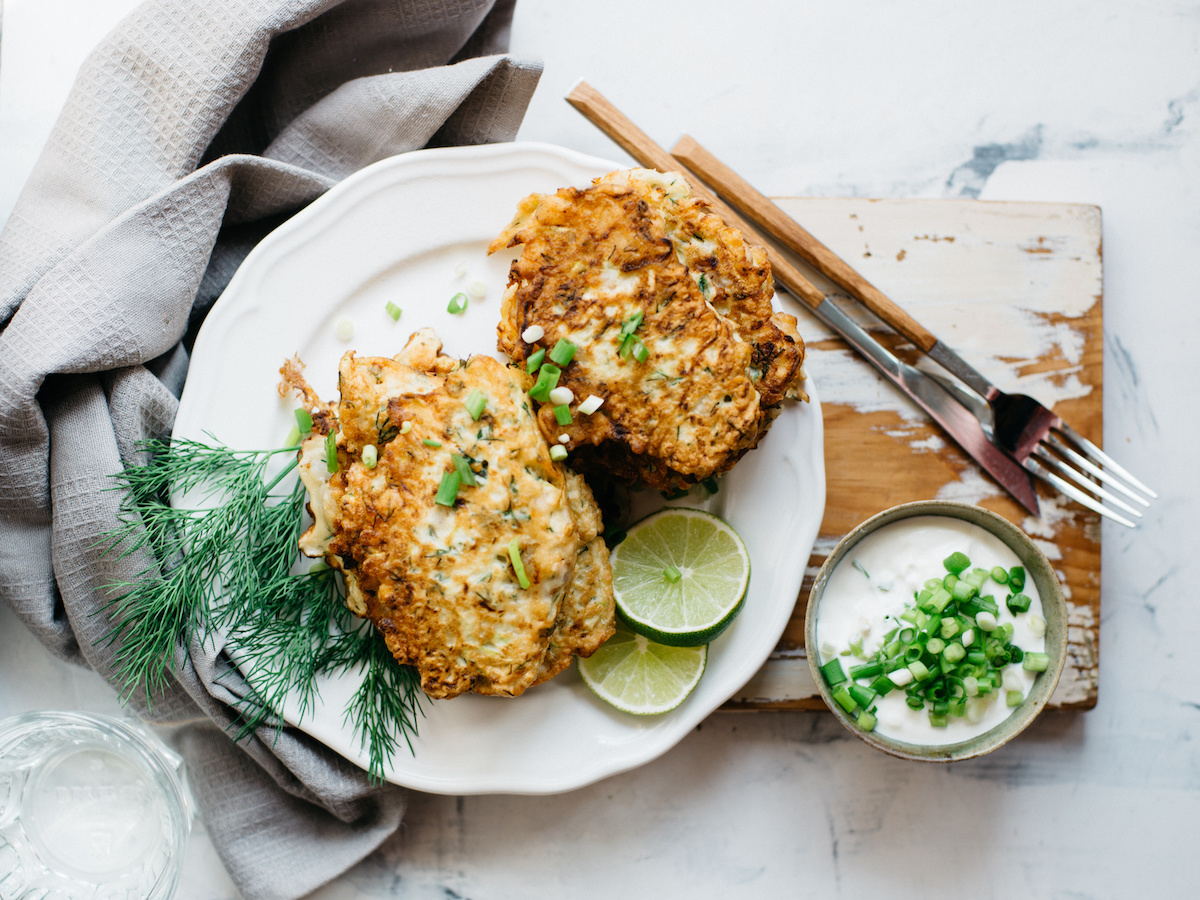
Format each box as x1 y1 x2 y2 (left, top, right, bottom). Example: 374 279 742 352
610 507 750 647
578 621 707 715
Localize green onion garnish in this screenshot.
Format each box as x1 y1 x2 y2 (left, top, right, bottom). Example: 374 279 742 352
526 348 546 374
1006 592 1032 614
284 426 300 447
385 301 402 321
944 551 970 574
549 445 568 461
830 684 857 714
450 452 476 487
508 537 530 589
1022 652 1050 672
295 408 314 433
632 340 649 363
422 438 442 448
548 338 576 367
465 389 488 421
434 470 460 506
528 363 561 402
552 404 572 426
447 292 468 314
324 432 338 473
618 333 636 359
818 550 1048 727
620 311 643 337
820 658 847 686
663 564 682 583
362 444 378 469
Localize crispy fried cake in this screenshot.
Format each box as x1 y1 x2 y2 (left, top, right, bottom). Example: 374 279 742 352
280 329 615 700
489 168 807 492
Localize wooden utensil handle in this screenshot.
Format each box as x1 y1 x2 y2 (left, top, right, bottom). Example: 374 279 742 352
671 134 939 353
566 82 827 311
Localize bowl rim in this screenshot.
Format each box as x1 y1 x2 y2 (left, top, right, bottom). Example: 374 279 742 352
804 500 1067 761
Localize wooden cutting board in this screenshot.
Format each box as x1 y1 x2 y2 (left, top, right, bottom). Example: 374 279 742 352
727 197 1103 712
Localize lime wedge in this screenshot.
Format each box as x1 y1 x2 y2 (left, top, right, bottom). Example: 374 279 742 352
578 621 707 715
610 508 750 647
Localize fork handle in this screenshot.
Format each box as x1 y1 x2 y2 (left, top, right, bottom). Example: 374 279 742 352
671 134 939 354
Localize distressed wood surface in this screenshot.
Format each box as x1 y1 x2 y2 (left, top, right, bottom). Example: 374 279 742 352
727 197 1103 712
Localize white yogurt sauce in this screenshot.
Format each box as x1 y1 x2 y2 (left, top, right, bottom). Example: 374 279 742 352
815 516 1044 745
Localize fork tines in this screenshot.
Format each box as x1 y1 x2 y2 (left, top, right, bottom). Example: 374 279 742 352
1027 423 1156 527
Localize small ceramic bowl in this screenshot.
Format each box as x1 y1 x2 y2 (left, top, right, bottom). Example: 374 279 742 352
805 500 1067 761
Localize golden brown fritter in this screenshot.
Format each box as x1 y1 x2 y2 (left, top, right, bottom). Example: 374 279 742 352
280 329 614 700
489 168 807 492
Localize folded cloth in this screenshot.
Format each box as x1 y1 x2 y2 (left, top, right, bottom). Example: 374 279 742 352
0 1 541 896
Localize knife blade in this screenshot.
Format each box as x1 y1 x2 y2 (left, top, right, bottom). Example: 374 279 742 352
810 297 1041 515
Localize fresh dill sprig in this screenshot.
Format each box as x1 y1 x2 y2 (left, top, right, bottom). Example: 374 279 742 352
343 628 425 784
102 436 424 782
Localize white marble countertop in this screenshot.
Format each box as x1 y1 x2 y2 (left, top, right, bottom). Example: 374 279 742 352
2 1 1198 897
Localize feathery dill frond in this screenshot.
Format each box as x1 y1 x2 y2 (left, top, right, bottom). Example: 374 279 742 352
102 437 423 782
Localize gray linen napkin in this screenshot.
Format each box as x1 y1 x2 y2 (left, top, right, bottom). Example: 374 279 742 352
0 0 541 896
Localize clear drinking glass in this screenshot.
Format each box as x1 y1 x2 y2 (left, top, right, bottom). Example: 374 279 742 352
0 710 190 899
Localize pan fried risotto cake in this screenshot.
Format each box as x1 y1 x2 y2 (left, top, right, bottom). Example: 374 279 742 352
489 167 807 492
280 329 615 700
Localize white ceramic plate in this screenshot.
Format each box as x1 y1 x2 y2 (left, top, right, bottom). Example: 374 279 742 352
173 142 826 794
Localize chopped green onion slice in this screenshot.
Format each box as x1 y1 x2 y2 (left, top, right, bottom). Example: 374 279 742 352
549 444 568 461
1009 566 1026 590
422 438 442 448
325 432 338 473
450 452 476 486
944 551 971 574
847 684 877 708
526 348 546 374
990 566 1009 584
548 338 577 367
434 470 461 506
508 537 530 589
284 425 300 447
465 389 488 421
552 404 572 426
632 340 649 363
295 408 314 433
528 363 561 402
362 444 378 469
1005 690 1024 708
855 709 877 732
820 658 848 687
618 333 636 359
385 301 402 321
663 564 682 583
1007 592 1032 614
400 422 412 434
620 311 643 337
1022 651 1050 672
447 292 468 314
831 685 858 714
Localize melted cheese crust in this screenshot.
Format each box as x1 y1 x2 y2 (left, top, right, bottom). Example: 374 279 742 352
280 330 614 700
490 168 806 492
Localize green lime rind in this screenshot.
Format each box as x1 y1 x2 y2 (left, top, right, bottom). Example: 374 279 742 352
578 622 708 715
609 508 750 648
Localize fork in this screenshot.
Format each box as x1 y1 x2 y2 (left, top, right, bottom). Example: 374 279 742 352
670 135 1157 527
